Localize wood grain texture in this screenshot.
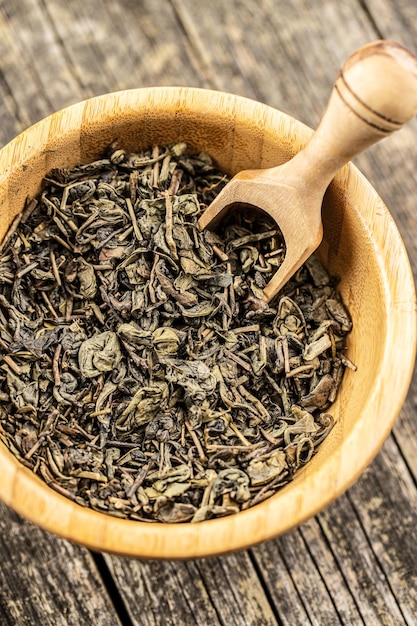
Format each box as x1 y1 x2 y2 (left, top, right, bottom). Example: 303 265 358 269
316 493 406 625
171 0 378 124
0 502 121 626
106 552 278 626
0 0 416 624
252 526 351 626
347 435 417 624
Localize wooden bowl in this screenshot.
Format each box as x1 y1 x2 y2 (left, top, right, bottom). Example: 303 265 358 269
0 88 415 559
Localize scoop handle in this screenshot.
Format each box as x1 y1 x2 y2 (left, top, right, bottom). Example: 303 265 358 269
296 40 417 187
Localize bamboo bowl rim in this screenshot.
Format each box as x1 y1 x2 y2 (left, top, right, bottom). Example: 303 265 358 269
0 87 415 559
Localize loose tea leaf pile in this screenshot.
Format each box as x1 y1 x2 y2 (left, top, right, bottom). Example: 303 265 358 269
0 143 354 523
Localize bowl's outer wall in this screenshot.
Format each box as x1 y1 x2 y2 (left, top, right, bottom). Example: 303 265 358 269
0 87 415 559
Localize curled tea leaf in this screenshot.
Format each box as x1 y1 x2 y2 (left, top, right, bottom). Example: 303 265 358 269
117 322 152 347
152 327 181 357
77 258 97 299
154 500 196 523
210 468 251 503
301 374 334 410
179 301 216 317
247 450 287 486
303 334 332 361
325 298 352 332
78 331 122 378
6 366 39 409
305 256 330 286
118 381 169 426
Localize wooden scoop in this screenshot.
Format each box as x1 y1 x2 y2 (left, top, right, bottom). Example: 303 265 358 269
198 40 417 302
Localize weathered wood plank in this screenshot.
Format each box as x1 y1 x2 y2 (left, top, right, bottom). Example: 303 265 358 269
391 377 417 491
0 0 203 148
0 502 121 626
348 435 417 625
361 0 417 52
297 519 364 624
251 527 349 626
0 0 82 129
42 0 203 94
317 487 406 625
171 0 378 125
106 552 278 626
252 518 364 625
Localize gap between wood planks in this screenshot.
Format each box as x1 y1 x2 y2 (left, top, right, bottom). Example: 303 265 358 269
345 490 407 624
357 0 384 39
302 517 365 625
91 552 136 626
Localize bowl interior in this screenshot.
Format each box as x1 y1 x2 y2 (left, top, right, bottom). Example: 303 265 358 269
0 87 414 559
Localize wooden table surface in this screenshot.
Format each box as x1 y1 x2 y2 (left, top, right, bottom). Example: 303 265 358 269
1 1 417 624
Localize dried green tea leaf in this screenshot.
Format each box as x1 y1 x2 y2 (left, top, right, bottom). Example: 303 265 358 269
210 468 251 503
78 331 122 378
154 500 196 523
152 327 181 357
247 450 287 486
117 323 152 346
77 258 97 299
